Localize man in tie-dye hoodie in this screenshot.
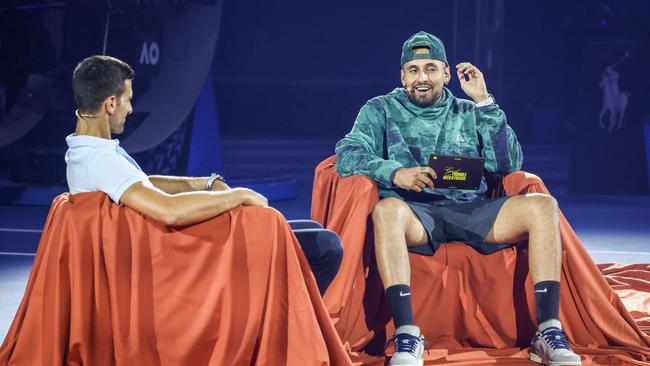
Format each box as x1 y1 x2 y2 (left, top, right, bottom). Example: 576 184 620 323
335 31 581 366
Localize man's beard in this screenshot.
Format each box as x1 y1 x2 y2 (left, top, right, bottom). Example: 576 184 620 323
405 84 441 108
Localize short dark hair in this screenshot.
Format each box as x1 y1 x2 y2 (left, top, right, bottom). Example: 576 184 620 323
72 55 135 113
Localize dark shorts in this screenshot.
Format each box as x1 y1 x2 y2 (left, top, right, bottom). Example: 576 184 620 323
406 196 512 256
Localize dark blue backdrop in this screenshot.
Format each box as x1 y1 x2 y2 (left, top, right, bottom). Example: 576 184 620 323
1 0 649 195
212 0 650 142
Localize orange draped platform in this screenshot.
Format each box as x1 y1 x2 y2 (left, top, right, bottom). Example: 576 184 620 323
312 155 650 365
0 192 351 366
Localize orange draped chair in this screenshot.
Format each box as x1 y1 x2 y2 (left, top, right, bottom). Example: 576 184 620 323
312 155 650 365
0 192 352 366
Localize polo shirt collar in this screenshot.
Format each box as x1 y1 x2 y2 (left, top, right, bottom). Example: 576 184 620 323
66 134 120 150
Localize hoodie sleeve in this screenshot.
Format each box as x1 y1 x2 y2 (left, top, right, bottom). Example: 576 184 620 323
335 102 404 188
475 101 523 174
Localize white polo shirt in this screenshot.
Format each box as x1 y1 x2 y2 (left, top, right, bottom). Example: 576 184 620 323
65 134 149 203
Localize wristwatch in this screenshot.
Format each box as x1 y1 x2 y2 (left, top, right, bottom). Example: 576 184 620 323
205 172 226 191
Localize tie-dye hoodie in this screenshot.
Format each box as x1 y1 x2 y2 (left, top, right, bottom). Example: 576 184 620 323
335 87 523 202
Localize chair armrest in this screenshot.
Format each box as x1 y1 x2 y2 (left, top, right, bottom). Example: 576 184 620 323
502 171 549 196
311 156 379 225
338 174 378 197
487 171 549 198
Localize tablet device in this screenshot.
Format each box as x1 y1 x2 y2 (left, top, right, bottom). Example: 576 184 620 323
428 154 485 190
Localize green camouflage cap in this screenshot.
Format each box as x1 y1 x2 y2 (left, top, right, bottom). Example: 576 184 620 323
400 31 448 66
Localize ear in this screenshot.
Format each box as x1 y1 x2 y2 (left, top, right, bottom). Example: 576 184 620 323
400 68 405 87
444 65 451 85
104 96 117 115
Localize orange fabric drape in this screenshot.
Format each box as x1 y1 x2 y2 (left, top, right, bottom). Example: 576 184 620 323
0 192 352 366
312 155 650 365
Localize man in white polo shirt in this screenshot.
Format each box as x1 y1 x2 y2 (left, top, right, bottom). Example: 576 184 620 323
65 55 342 294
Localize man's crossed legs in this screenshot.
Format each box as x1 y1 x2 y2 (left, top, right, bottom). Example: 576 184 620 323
372 194 581 366
288 220 343 295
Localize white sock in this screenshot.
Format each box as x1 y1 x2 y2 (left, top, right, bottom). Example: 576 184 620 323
538 318 562 332
395 324 420 336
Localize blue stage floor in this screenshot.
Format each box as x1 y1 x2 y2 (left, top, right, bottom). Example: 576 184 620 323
1 139 649 340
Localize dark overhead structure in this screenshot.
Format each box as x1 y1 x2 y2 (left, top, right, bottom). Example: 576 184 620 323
0 0 226 202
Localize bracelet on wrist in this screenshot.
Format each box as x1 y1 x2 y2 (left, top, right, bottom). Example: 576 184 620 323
205 173 226 191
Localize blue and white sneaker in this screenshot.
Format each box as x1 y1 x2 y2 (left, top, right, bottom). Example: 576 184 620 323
387 325 427 366
529 326 582 365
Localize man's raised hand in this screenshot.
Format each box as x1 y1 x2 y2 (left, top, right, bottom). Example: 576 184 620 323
456 62 489 103
392 167 437 192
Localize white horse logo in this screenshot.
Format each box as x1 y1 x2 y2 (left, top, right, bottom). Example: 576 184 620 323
598 51 630 133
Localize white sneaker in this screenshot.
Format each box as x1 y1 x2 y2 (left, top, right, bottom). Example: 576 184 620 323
388 325 426 366
529 326 582 366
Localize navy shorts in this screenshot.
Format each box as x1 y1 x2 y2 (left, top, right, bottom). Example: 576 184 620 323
406 196 512 256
